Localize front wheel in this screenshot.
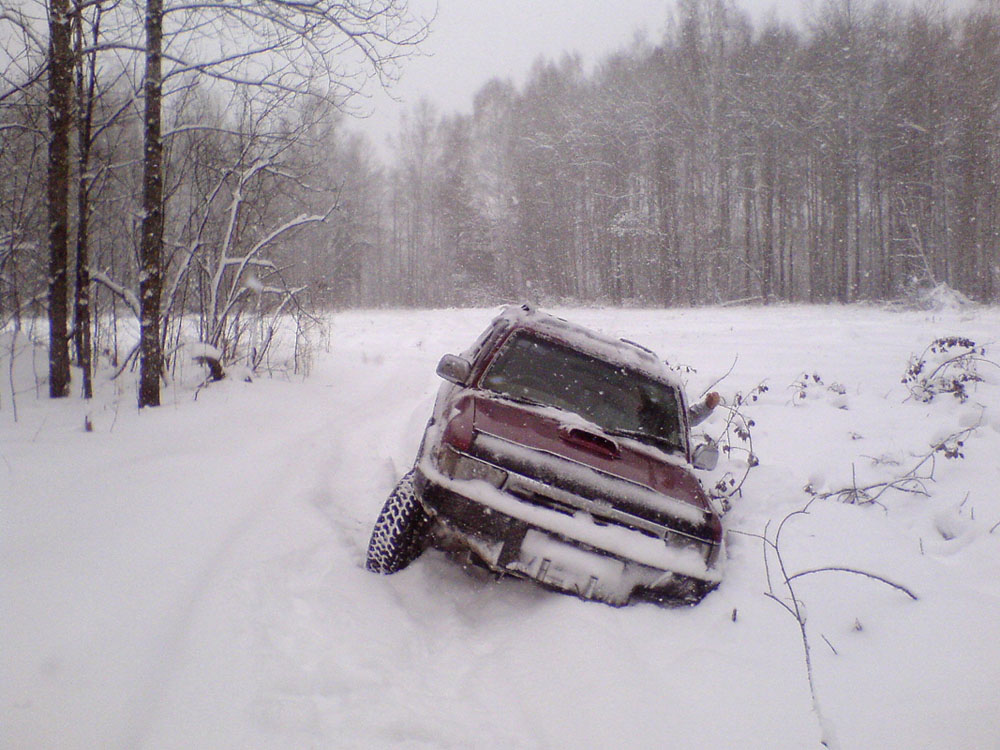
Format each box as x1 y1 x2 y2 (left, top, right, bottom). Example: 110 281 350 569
365 470 431 574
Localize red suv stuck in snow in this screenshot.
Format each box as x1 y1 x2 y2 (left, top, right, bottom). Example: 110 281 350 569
366 305 724 606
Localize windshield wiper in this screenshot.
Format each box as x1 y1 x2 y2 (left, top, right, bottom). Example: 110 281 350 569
488 391 546 408
606 428 683 454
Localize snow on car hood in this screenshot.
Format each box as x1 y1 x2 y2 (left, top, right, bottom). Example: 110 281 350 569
469 394 713 520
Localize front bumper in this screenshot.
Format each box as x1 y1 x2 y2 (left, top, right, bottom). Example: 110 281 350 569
415 470 721 606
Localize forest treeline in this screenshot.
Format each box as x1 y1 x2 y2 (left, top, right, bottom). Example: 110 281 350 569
377 0 1000 307
1 0 999 404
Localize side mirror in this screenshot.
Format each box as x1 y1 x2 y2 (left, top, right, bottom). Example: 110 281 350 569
691 441 719 471
436 354 472 385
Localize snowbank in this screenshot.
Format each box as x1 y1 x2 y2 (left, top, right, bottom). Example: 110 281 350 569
3 305 999 749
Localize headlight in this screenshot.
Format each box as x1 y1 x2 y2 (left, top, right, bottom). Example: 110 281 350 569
439 446 508 487
664 529 715 562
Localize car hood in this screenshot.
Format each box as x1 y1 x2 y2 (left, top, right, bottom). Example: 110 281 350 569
468 394 711 513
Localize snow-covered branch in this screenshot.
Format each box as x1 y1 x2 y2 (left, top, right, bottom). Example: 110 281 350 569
89 268 141 319
211 207 333 344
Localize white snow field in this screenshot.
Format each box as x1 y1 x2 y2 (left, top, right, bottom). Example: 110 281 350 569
3 304 1000 749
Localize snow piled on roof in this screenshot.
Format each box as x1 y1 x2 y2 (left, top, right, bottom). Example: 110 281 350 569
497 303 683 387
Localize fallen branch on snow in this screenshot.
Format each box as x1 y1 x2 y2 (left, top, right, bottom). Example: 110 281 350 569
807 421 983 507
731 499 919 749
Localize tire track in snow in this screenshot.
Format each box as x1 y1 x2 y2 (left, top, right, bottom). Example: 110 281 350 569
119 389 338 749
227 340 552 747
132 341 450 747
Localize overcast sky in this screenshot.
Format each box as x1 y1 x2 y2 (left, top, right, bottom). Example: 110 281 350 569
351 0 810 157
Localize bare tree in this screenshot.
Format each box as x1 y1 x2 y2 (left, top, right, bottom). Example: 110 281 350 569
3 0 429 406
70 0 106 399
130 0 428 406
46 0 74 397
136 0 165 406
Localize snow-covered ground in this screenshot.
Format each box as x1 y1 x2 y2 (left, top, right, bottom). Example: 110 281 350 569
3 304 1000 749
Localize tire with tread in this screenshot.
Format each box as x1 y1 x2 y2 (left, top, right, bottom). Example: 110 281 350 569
365 470 430 574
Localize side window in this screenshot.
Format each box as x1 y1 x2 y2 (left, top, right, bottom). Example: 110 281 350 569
460 323 494 361
463 321 510 372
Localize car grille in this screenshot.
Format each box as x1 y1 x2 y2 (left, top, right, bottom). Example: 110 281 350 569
473 432 716 548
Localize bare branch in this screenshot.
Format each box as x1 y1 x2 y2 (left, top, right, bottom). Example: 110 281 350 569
788 567 919 600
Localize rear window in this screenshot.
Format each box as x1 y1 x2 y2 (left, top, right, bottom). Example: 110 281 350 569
480 331 684 453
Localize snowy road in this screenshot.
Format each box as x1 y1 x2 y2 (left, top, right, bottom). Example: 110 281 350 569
4 305 1000 749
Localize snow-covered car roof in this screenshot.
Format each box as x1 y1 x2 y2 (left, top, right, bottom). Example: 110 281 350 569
493 304 682 389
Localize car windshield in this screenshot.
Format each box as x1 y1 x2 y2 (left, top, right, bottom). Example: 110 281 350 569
479 331 685 453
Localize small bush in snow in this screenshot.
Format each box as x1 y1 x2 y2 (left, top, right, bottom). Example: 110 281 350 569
902 337 989 403
788 371 847 407
899 281 975 312
706 382 767 508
